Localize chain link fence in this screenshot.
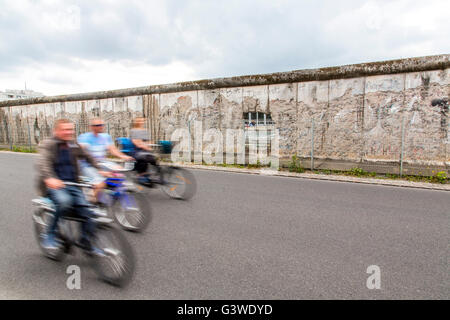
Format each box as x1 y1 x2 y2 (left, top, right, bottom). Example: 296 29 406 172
0 117 136 152
0 97 448 177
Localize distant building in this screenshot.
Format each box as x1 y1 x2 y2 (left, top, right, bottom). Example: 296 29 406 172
0 89 44 101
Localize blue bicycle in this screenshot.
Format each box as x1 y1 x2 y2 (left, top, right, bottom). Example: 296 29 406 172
96 161 152 233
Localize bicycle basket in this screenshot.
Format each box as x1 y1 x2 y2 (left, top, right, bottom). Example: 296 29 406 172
158 140 173 154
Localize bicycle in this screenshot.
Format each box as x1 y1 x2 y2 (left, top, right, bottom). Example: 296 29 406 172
116 138 197 200
32 181 136 287
95 161 152 233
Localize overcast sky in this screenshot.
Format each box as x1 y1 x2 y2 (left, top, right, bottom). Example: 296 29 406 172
0 0 449 96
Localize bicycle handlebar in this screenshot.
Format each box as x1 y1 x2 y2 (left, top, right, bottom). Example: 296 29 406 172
98 161 135 172
64 181 93 188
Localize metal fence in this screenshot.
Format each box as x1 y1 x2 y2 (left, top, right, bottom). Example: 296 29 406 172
299 112 448 176
1 103 448 177
0 119 129 151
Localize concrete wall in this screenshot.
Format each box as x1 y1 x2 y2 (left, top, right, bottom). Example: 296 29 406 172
0 55 449 175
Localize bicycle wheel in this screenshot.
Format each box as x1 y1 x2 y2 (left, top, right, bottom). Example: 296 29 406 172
90 225 135 287
109 191 151 232
161 167 197 200
32 209 67 261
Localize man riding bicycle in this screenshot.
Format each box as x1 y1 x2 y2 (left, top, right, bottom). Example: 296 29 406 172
77 118 134 198
36 119 109 252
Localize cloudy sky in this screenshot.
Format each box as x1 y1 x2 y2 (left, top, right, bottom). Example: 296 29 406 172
0 0 448 96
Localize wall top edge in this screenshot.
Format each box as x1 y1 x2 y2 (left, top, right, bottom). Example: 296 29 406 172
1 54 449 108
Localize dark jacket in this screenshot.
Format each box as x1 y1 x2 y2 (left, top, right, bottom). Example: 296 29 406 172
35 136 100 196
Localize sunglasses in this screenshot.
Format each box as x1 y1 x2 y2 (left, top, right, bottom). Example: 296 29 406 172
92 124 104 127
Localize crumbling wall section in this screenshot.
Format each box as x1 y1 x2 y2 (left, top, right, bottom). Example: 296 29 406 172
0 55 448 174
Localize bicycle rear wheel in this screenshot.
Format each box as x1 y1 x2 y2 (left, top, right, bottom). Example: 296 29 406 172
161 167 197 200
109 191 151 232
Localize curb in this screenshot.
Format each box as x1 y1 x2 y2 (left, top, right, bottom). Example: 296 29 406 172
1 151 448 191
0 150 37 156
165 163 450 192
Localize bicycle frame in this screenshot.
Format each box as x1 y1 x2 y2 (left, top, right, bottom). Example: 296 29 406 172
100 176 139 210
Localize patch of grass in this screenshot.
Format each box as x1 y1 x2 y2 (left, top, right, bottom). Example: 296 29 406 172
214 163 246 169
288 155 305 173
0 145 37 153
201 159 270 170
430 171 447 184
315 169 332 175
248 160 263 169
278 163 448 185
345 167 368 177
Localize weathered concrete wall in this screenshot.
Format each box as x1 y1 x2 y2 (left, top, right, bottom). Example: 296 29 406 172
0 55 449 175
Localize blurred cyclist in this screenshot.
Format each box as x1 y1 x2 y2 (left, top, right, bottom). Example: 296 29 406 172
78 118 133 198
130 117 164 184
36 119 107 251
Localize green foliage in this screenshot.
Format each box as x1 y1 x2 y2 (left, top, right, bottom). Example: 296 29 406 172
347 167 368 177
288 155 305 173
431 171 447 184
215 163 245 169
248 160 263 169
12 145 37 153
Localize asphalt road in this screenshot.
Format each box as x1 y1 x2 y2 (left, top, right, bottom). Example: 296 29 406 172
0 152 448 299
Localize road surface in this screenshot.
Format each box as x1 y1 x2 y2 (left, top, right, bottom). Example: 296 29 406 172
0 152 448 299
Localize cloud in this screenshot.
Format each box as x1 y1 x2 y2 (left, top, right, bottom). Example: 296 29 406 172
0 0 448 95
0 57 197 95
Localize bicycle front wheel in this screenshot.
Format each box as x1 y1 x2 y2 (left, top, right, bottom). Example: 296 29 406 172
109 191 151 233
161 167 197 200
90 226 135 287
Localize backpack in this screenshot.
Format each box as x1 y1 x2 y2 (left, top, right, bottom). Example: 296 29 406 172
116 137 136 156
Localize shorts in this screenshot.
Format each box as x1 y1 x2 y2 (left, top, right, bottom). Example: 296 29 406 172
80 163 105 184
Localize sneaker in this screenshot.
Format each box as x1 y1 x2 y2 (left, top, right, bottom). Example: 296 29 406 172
42 233 59 250
90 246 106 257
79 238 105 257
92 206 108 217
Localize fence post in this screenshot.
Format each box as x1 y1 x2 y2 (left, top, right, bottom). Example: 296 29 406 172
311 118 315 171
7 122 12 151
27 120 32 151
400 116 406 177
